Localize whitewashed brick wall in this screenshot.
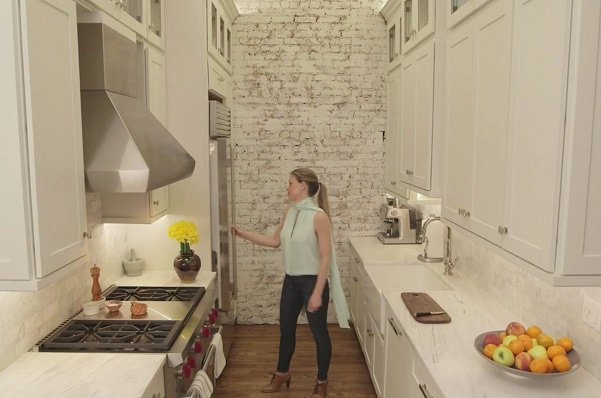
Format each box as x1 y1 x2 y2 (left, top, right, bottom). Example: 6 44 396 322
231 1 388 324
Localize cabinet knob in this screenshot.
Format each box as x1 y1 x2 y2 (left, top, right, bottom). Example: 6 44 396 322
82 231 92 239
153 200 160 206
458 208 464 216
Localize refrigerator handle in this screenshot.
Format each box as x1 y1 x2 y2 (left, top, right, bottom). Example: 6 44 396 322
211 250 218 272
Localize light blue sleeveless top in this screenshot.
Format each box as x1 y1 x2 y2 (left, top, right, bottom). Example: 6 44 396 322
279 197 350 328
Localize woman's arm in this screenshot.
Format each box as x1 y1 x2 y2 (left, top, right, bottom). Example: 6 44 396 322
307 211 331 312
230 206 289 248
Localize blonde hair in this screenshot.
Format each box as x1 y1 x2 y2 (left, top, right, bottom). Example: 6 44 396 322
291 167 331 218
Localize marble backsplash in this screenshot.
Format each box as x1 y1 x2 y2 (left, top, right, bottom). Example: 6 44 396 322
453 229 601 381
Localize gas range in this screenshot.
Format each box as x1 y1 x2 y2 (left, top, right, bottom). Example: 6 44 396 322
34 284 219 398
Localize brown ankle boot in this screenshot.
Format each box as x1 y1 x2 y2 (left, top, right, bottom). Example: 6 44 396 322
261 371 291 393
312 379 328 397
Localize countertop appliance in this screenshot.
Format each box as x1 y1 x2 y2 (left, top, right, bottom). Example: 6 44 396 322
376 203 420 244
35 285 219 398
209 100 236 359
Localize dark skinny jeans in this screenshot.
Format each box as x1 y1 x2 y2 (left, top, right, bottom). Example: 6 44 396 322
276 274 331 381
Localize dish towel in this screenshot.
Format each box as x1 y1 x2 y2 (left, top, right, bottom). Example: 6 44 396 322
187 370 213 398
211 332 227 378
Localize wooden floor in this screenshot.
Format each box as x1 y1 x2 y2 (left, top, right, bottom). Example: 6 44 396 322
213 324 377 397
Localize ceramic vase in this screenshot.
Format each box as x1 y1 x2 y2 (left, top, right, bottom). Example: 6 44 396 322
173 251 201 282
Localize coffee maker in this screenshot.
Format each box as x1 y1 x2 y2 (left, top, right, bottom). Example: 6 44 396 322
376 203 420 244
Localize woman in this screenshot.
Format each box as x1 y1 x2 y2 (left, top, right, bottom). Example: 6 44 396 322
231 167 349 397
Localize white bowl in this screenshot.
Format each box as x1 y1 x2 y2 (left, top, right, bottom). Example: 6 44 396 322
82 301 99 316
95 296 106 310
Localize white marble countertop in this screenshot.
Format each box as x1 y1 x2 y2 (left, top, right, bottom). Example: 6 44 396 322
0 271 216 397
350 236 423 265
0 352 165 397
349 237 601 397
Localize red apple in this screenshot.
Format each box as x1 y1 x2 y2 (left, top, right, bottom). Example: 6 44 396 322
483 333 502 346
506 322 526 336
514 352 533 371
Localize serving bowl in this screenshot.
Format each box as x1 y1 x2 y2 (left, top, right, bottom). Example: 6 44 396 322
474 331 581 378
82 301 99 316
106 300 123 313
130 302 148 316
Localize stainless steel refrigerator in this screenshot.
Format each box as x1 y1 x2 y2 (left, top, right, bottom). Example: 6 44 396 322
209 101 236 355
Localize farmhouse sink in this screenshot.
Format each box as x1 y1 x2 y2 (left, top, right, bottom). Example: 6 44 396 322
362 265 453 334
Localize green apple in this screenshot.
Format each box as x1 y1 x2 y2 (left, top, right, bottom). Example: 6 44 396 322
502 335 518 346
492 346 515 367
527 345 548 360
531 338 538 347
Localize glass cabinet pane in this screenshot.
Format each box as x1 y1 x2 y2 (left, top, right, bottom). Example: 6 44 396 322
220 17 225 56
227 28 232 64
389 25 396 62
451 0 469 13
418 0 429 30
404 0 413 43
211 4 218 50
123 0 143 22
149 0 162 37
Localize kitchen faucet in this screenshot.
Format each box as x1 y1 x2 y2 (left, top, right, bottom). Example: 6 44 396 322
417 216 460 275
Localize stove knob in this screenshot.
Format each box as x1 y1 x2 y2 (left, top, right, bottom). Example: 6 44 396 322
182 364 192 379
194 341 203 353
211 308 219 318
187 356 196 368
201 326 210 337
209 314 217 324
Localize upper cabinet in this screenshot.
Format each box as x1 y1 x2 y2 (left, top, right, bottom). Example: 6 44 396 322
147 0 164 49
80 0 165 49
402 0 436 54
447 0 493 29
207 0 238 103
382 0 443 198
443 0 601 285
0 0 89 291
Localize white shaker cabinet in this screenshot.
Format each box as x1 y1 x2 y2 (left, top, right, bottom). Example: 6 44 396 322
556 0 601 276
384 301 443 398
147 0 165 49
443 0 513 245
385 0 403 71
0 0 89 290
384 67 409 199
500 0 571 270
206 0 238 104
398 38 435 191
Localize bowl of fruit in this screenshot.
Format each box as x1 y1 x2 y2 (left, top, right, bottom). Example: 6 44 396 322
474 322 581 378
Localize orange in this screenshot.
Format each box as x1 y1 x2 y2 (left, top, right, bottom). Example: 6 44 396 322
543 358 555 373
526 325 542 338
530 358 548 373
517 334 533 351
557 336 574 352
537 333 555 349
499 331 507 341
547 345 567 359
483 344 497 359
552 355 572 372
508 339 525 355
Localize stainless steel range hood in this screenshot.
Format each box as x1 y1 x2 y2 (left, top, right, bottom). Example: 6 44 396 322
77 23 195 193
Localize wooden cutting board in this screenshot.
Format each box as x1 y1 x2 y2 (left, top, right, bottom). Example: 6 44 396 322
401 292 451 324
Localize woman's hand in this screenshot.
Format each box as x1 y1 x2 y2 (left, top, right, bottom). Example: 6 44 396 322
307 293 322 313
230 224 242 237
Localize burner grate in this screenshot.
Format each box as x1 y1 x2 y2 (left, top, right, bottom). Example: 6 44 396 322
40 320 181 352
105 286 203 302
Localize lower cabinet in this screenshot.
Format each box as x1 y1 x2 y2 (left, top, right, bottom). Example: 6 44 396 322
141 366 166 398
365 310 385 397
384 301 443 398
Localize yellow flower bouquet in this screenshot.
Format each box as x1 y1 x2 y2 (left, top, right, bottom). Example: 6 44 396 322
168 220 199 255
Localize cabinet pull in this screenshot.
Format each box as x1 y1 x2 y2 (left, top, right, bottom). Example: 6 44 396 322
388 317 402 336
353 276 358 282
82 232 92 239
153 200 160 206
419 383 433 398
458 208 464 216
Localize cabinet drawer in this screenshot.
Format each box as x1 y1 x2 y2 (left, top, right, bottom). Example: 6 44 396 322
208 57 231 101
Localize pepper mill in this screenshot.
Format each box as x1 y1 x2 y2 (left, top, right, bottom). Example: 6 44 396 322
91 265 102 301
